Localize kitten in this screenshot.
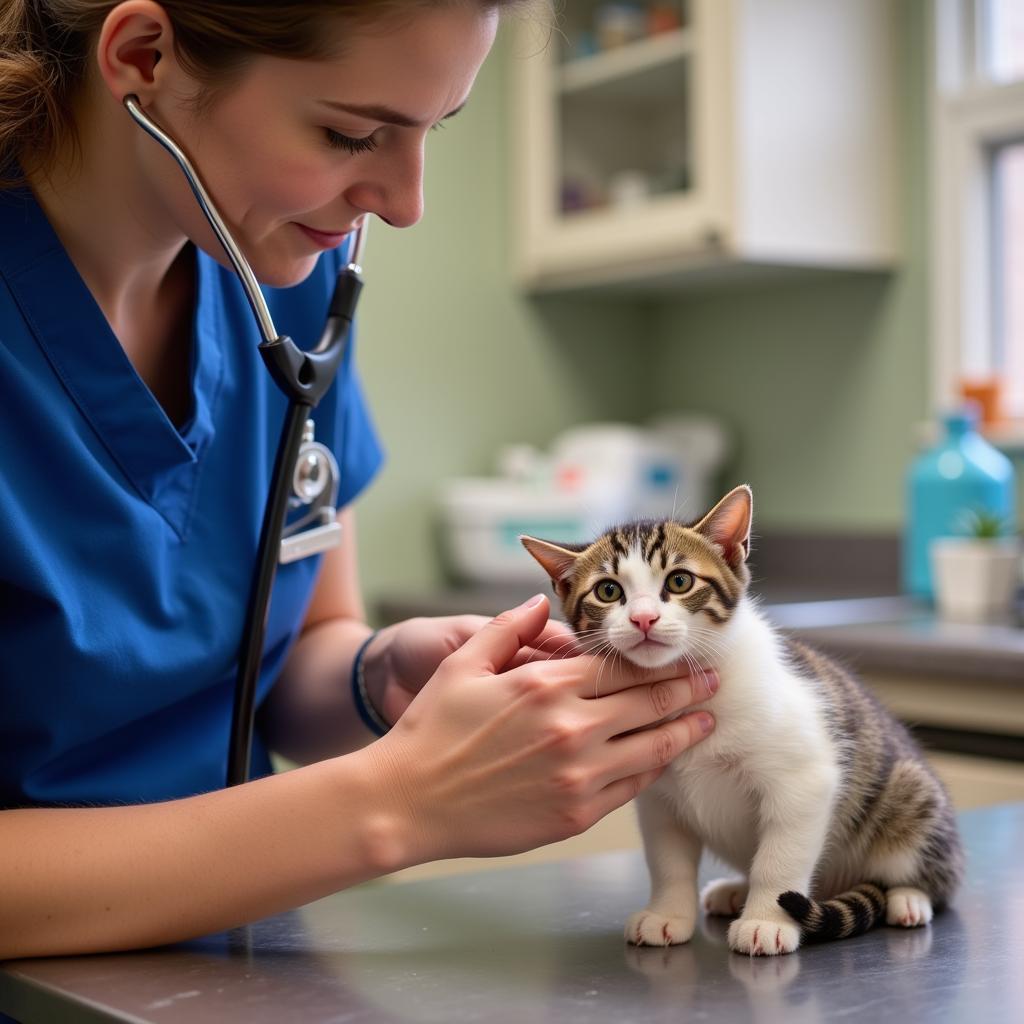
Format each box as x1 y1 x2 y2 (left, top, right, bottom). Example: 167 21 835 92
521 485 963 956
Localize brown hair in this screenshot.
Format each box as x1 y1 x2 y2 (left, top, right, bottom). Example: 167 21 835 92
0 0 538 190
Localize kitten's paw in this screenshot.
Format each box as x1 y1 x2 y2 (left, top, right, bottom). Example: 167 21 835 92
886 887 933 928
625 910 696 947
728 917 801 956
701 878 748 917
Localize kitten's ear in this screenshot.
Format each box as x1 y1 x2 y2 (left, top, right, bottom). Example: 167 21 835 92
520 536 580 600
694 485 753 568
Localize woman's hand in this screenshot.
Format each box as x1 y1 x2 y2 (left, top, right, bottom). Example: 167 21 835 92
363 611 576 726
361 594 717 868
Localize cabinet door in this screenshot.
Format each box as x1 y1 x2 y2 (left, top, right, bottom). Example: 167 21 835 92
511 0 736 289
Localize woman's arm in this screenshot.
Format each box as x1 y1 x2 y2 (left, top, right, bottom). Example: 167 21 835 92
1 596 715 960
0 751 405 960
260 509 576 764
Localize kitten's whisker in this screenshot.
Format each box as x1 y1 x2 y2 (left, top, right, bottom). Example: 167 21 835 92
533 629 608 663
685 631 733 662
576 640 616 659
679 650 713 693
569 638 620 667
595 644 620 699
685 623 732 645
683 633 729 664
684 630 730 656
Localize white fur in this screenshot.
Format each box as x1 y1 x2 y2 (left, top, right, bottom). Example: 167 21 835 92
885 887 933 928
702 878 748 916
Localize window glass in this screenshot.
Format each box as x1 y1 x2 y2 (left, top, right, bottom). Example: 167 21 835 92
992 140 1024 415
983 0 1024 82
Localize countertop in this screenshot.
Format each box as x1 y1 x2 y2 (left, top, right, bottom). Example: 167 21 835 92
1 802 1021 1024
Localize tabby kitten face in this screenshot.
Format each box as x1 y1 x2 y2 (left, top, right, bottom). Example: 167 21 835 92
521 486 753 669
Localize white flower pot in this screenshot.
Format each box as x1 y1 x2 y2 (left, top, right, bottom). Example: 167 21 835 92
930 537 1022 622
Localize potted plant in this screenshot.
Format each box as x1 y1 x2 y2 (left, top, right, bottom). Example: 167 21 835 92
930 508 1022 622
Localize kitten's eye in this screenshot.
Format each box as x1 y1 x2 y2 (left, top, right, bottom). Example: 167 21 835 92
594 579 623 603
666 571 695 595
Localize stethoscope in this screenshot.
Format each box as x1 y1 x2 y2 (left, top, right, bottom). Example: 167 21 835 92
123 95 369 788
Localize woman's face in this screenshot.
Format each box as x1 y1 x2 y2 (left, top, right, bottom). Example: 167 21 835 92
137 5 498 287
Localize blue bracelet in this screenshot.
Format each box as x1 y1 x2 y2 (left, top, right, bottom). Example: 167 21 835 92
351 631 391 737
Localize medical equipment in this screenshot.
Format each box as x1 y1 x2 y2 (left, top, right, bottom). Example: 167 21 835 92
124 95 368 787
440 417 730 584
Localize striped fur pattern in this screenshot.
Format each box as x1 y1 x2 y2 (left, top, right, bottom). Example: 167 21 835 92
521 485 963 956
777 882 886 941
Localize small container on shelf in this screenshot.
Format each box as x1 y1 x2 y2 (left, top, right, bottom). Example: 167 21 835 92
903 405 1017 598
560 177 606 215
959 377 1004 427
647 3 684 35
608 170 651 209
565 30 599 63
594 3 648 50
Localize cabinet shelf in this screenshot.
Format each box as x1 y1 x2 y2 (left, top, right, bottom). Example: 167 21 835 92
558 28 694 98
511 0 900 293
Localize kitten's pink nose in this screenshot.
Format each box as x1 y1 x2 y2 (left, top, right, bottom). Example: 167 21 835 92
631 611 660 635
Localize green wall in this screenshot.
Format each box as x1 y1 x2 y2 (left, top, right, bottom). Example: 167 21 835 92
647 0 928 532
354 1 1016 615
354 24 651 609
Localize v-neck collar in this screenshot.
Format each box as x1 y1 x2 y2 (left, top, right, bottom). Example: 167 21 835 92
0 184 223 538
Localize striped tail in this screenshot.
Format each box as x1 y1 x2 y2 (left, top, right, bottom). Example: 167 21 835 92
777 883 886 943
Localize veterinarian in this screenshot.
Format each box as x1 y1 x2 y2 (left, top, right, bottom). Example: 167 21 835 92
0 0 717 960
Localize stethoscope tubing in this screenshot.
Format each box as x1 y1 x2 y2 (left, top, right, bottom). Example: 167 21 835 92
122 94 366 787
227 401 312 786
123 95 278 345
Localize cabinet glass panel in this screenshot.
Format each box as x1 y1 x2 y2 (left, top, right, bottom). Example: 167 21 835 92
556 1 692 218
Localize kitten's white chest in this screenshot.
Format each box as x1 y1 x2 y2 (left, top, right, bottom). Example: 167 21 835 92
647 603 835 872
655 739 761 870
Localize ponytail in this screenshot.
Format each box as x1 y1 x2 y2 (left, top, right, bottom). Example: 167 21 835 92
0 0 89 188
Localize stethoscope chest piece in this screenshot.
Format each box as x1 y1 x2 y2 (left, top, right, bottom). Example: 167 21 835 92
280 419 342 564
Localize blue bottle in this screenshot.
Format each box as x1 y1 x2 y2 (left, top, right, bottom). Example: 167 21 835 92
903 407 1016 598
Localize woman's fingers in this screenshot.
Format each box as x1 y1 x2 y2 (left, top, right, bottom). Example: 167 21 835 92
447 594 551 675
592 767 668 819
598 711 714 789
505 628 582 670
579 711 714 826
590 671 718 737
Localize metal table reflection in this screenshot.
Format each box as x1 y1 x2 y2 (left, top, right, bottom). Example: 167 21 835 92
1 803 1022 1023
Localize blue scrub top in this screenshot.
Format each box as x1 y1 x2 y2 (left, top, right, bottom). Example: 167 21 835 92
0 184 384 808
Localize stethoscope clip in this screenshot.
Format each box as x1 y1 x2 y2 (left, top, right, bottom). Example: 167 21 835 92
279 419 342 564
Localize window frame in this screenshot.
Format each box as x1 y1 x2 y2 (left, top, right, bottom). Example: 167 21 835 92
932 0 1024 444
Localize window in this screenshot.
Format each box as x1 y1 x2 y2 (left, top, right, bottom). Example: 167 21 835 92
933 0 1024 435
983 0 1024 81
992 139 1024 416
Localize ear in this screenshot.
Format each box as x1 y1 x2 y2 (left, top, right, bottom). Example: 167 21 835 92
520 536 580 600
693 485 753 569
96 1 177 105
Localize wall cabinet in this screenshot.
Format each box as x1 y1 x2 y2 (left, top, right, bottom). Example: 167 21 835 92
510 0 900 292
